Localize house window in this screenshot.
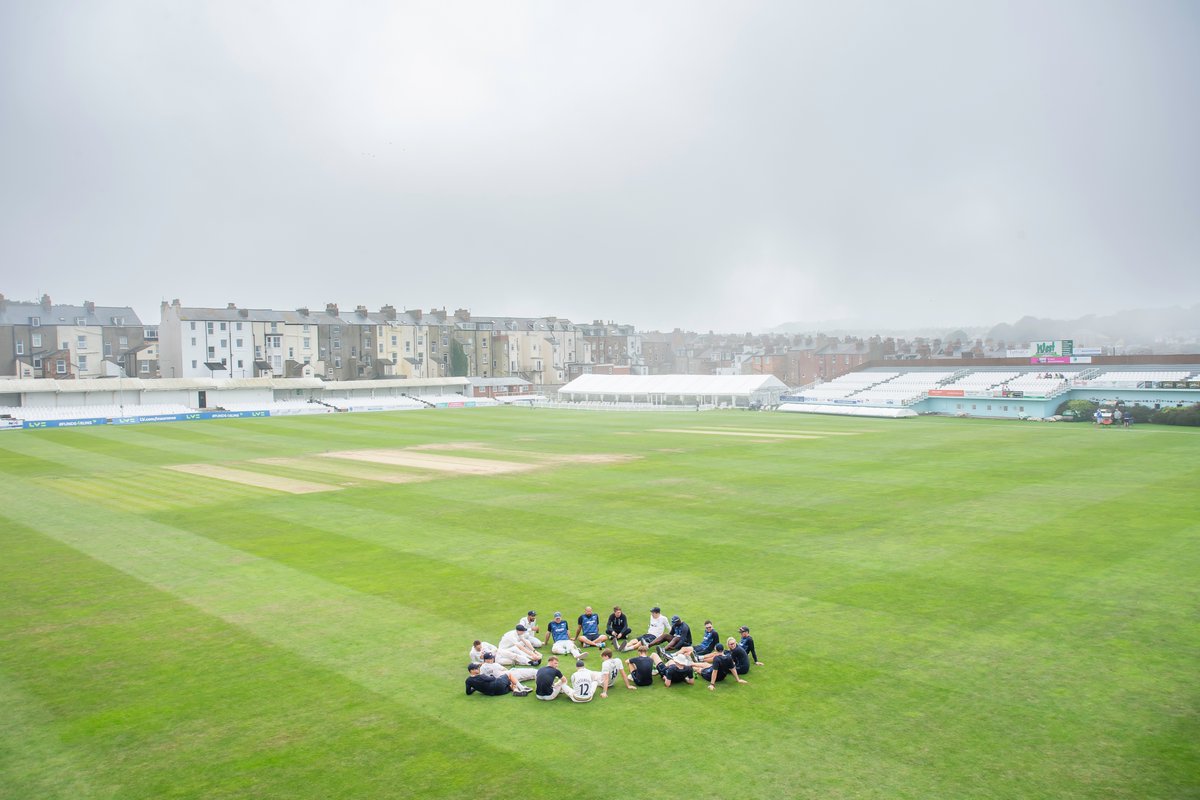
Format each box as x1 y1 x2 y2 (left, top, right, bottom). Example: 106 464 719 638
32 357 41 369
104 342 112 356
31 333 41 347
270 322 278 332
236 322 242 331
207 347 215 357
77 335 87 349
61 341 69 350
220 339 227 348
56 360 66 374
144 327 157 340
119 336 128 348
288 347 294 359
30 316 41 327
140 362 150 374
15 340 24 355
405 342 411 352
191 337 197 346
303 325 310 333
333 339 341 350
190 322 196 330
334 356 341 368
76 317 86 325
191 360 198 369
78 355 88 370
236 339 243 348
219 322 226 331
391 335 397 346
303 337 311 349
207 322 214 334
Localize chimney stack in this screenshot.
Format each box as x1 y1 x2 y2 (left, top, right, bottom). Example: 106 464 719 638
356 304 368 316
41 294 52 311
297 307 310 317
84 301 95 313
326 303 339 316
380 305 397 320
227 302 237 310
454 308 471 322
406 308 422 321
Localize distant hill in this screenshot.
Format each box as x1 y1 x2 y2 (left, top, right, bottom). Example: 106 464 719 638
769 305 1200 348
986 305 1200 346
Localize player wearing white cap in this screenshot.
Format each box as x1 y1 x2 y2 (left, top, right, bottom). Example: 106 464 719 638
498 624 542 665
515 611 544 648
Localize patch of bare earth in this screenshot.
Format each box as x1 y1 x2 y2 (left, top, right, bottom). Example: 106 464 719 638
252 457 432 485
165 464 339 494
321 447 639 475
319 449 537 476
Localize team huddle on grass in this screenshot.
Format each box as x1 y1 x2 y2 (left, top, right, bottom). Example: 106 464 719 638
465 605 763 701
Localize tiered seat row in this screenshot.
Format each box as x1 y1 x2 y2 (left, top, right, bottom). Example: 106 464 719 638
1000 374 1069 395
852 372 956 405
801 372 899 401
1083 370 1194 385
940 371 1020 392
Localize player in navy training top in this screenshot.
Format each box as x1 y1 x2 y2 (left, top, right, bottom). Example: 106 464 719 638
547 611 584 658
465 664 516 696
606 606 633 647
576 606 608 648
738 626 763 667
534 656 571 701
664 615 692 651
691 620 719 657
726 637 751 675
693 644 748 691
627 643 656 687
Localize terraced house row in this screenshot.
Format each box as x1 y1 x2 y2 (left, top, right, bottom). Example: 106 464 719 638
157 300 639 385
0 294 158 379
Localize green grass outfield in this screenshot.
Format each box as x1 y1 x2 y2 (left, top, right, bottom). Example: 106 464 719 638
0 408 1197 799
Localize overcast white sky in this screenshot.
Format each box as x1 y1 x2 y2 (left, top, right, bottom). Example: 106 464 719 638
2 1 1197 332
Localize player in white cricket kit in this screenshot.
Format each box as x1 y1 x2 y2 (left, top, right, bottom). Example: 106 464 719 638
568 659 607 703
468 640 515 666
498 624 542 665
598 649 636 697
515 611 544 648
622 606 671 652
478 652 537 692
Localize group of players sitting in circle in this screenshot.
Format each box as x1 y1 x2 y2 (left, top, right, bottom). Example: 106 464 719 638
465 604 762 701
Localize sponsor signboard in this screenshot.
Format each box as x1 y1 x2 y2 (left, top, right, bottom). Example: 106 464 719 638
1029 356 1092 365
928 389 965 397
